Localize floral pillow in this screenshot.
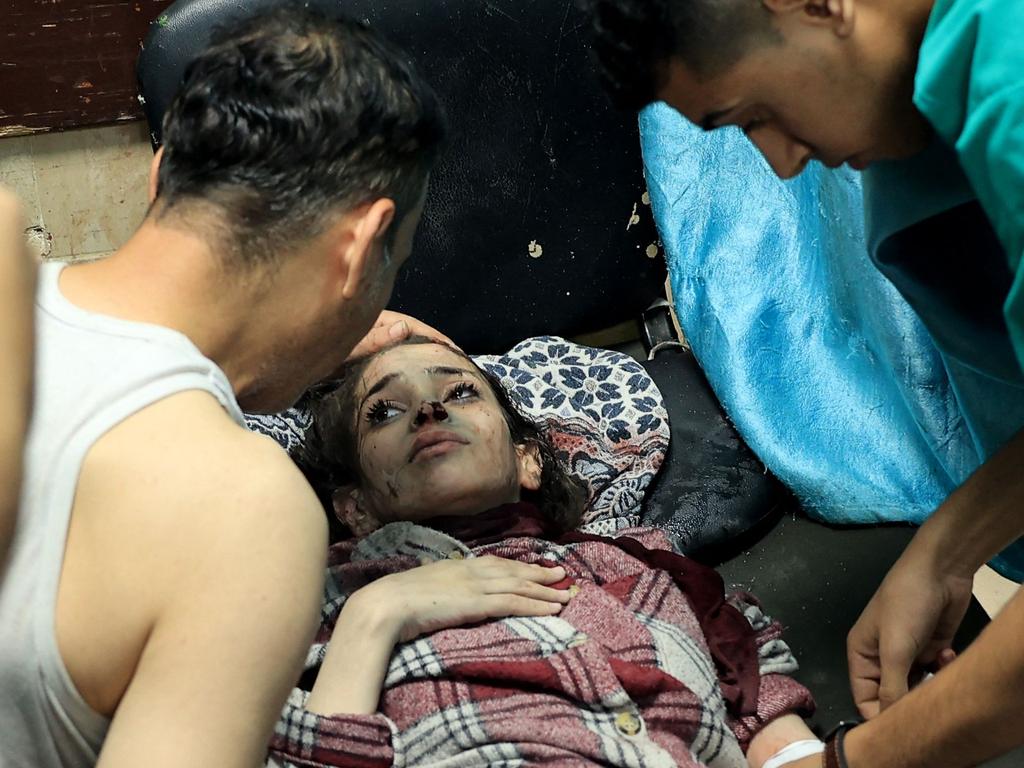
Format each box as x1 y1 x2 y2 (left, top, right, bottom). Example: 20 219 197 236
475 337 668 533
245 336 669 534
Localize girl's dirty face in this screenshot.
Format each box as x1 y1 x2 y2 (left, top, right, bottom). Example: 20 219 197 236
345 343 539 528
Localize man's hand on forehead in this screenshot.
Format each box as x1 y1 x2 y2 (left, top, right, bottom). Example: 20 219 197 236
349 310 458 361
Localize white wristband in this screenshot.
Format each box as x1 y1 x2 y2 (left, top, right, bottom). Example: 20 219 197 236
761 739 825 768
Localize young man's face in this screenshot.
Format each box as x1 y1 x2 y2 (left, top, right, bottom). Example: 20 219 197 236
242 188 428 414
656 5 933 178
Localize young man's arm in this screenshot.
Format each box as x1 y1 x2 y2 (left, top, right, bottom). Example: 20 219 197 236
843 586 1024 767
847 426 1024 716
60 391 327 768
841 427 1024 766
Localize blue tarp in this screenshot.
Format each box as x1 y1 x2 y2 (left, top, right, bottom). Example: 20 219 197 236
640 102 1024 581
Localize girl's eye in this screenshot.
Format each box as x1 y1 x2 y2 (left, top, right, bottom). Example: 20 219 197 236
365 399 403 425
445 382 479 402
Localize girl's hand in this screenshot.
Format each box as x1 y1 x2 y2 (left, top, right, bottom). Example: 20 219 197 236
352 555 571 643
308 556 570 716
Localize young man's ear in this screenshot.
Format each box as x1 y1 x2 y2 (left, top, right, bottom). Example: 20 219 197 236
516 442 543 492
147 146 165 204
331 485 382 537
761 0 855 36
337 198 397 300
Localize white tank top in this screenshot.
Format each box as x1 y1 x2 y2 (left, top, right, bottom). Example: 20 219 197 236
0 262 245 767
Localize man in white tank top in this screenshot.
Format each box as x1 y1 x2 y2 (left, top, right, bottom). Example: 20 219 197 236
0 8 446 767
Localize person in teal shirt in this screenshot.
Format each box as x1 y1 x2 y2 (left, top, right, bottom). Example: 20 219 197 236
580 0 1024 765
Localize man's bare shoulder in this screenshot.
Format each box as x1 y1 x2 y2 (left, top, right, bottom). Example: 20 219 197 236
86 389 325 534
63 390 328 726
73 388 328 632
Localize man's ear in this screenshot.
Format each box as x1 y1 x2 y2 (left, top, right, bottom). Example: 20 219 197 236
516 442 544 492
338 198 397 300
147 146 165 204
761 0 856 36
331 485 382 537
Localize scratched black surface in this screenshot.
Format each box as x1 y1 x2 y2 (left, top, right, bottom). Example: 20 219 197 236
137 0 666 353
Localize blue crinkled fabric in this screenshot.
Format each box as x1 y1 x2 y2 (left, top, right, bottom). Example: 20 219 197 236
642 103 1024 580
640 103 990 544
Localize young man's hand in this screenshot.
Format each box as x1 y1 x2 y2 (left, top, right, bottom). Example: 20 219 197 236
847 540 971 717
353 555 571 643
348 310 457 361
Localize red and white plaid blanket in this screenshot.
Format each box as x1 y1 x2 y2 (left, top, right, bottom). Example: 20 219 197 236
268 514 813 768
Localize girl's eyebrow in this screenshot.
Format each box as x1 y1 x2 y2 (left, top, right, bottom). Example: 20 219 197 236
359 372 401 411
425 366 479 378
358 366 479 411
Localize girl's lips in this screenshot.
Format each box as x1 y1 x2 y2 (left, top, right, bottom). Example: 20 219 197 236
411 440 466 462
409 430 469 462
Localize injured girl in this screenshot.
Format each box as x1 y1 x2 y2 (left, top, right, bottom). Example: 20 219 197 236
270 336 824 768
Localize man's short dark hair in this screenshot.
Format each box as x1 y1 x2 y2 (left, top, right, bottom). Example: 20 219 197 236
578 0 779 110
155 7 447 265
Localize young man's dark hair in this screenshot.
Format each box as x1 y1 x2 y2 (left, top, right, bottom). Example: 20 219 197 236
156 7 447 265
578 0 779 109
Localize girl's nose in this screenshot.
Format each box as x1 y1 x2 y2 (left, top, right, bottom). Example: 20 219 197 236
413 400 449 426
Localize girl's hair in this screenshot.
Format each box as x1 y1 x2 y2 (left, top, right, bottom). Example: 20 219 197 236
293 336 587 539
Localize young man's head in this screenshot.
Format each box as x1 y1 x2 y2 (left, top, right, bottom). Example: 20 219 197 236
296 337 587 539
581 0 933 177
149 8 446 409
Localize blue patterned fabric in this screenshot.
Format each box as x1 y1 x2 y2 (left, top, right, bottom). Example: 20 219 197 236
245 408 312 454
475 337 668 534
640 103 973 528
246 337 669 536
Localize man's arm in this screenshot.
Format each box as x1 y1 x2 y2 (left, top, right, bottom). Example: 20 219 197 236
62 391 327 767
848 426 1024 717
844 586 1024 768
0 188 34 573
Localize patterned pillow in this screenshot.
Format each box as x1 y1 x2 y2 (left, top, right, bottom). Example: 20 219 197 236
245 336 669 534
474 337 668 534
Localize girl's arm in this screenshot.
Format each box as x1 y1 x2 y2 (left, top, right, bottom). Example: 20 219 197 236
305 555 570 716
746 715 822 768
305 587 400 715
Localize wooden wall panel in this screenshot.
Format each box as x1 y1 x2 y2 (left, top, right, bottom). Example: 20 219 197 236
0 1 173 137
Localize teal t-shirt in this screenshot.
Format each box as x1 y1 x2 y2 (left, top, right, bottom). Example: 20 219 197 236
915 0 1024 368
863 0 1024 580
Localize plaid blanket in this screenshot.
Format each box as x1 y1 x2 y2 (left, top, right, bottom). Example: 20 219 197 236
268 522 813 768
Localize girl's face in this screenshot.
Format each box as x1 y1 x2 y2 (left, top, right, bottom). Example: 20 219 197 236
340 343 540 531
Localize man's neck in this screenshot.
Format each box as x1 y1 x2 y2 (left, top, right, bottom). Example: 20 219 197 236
875 0 937 40
58 219 292 399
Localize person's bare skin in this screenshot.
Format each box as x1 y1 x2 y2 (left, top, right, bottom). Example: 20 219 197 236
49 146 434 766
0 188 35 576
